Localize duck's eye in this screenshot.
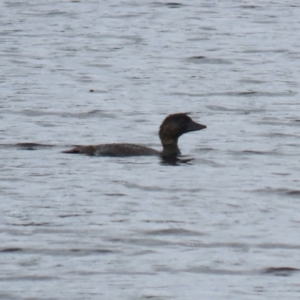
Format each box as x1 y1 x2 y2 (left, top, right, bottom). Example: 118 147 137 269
180 118 189 126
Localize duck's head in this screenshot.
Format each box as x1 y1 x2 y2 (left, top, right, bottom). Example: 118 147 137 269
159 113 206 143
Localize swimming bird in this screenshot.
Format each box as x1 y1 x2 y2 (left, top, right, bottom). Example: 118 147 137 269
62 113 206 158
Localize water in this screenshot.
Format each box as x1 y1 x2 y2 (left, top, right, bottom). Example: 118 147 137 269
1 1 300 299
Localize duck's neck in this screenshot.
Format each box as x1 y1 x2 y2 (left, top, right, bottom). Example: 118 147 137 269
161 138 181 158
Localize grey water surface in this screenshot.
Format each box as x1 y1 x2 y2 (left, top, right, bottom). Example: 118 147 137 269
1 0 300 299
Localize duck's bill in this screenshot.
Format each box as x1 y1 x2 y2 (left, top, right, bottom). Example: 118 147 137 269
186 121 207 132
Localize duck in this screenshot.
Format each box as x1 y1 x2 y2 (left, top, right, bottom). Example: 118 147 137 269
62 113 206 158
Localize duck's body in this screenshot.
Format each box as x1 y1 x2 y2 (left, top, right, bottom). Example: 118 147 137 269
62 113 206 158
64 143 160 157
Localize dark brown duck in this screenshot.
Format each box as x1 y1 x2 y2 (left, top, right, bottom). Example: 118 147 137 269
62 113 206 158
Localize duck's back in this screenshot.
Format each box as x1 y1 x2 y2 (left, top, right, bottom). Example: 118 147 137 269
63 143 160 157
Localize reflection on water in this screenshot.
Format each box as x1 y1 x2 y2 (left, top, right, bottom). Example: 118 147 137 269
1 0 300 299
